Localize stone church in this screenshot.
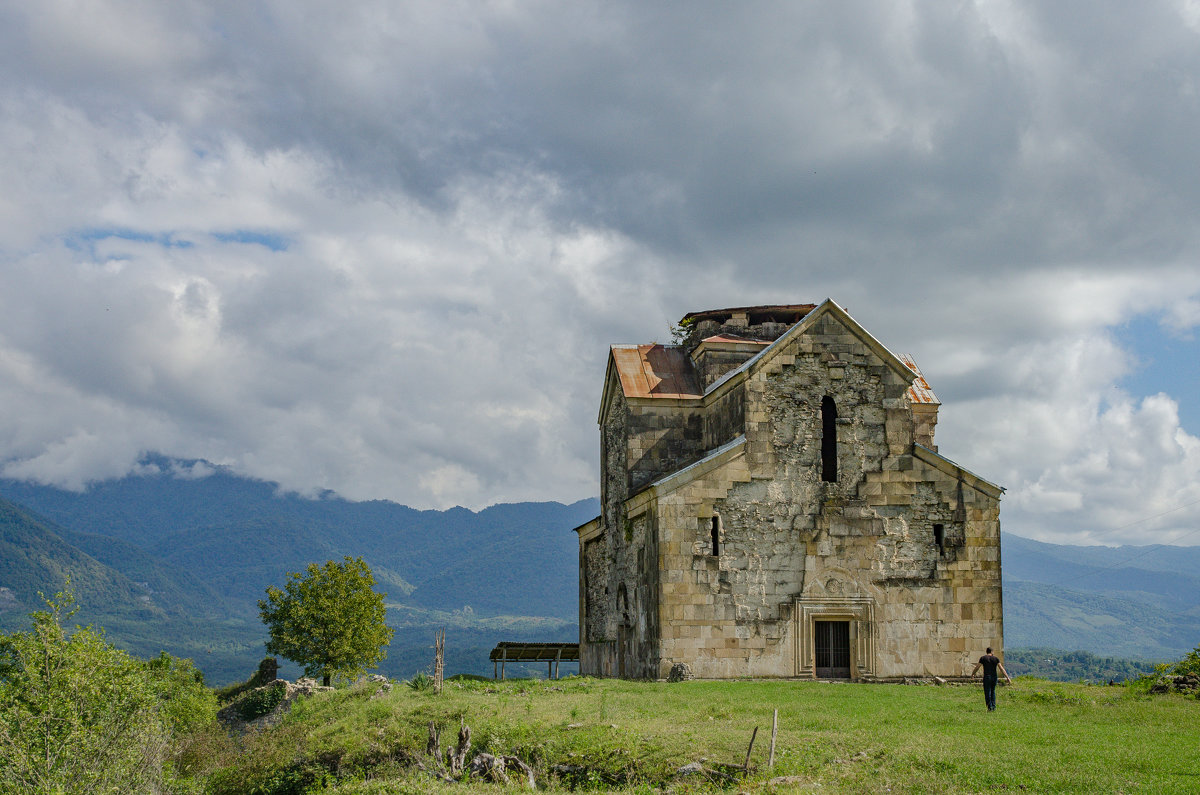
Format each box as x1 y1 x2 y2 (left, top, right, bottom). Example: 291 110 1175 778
574 300 1004 680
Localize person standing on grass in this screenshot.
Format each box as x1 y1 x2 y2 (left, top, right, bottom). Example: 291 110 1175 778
970 647 1012 711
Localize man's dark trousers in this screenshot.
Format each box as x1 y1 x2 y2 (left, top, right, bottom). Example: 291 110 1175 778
983 673 998 711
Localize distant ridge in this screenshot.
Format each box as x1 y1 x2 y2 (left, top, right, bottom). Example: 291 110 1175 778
1002 534 1200 660
0 458 598 682
1 454 1195 682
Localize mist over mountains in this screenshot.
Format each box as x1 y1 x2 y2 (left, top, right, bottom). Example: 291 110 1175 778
1 456 1195 683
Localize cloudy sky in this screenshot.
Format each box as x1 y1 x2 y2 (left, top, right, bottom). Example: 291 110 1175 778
1 1 1198 546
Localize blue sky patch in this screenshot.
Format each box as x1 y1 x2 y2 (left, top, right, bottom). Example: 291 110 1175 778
212 230 289 251
65 228 196 256
1114 314 1199 435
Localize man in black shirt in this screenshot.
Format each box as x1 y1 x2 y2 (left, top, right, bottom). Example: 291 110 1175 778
970 647 1012 711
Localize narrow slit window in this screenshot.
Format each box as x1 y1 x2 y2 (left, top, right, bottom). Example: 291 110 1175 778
821 396 838 482
933 523 945 555
711 515 720 556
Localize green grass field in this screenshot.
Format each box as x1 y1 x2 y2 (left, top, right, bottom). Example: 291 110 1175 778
198 676 1199 794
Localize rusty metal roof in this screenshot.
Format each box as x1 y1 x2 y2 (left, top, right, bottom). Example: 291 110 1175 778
899 354 940 405
611 344 704 399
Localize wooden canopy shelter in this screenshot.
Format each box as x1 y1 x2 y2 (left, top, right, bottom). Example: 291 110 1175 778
489 642 580 680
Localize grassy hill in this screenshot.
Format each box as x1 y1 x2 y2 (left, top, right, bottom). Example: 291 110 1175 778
193 676 1200 793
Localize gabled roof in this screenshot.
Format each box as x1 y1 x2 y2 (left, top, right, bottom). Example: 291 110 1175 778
705 298 918 396
603 301 941 413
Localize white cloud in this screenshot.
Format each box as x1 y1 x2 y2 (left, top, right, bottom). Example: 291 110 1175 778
0 1 1198 541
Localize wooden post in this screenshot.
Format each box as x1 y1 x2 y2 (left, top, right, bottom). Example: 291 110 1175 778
768 708 778 768
501 646 507 680
554 647 563 679
493 658 497 680
433 628 445 695
743 726 759 772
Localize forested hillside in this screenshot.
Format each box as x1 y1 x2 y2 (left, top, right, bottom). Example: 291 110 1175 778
1001 534 1200 661
0 458 597 683
1 456 1196 684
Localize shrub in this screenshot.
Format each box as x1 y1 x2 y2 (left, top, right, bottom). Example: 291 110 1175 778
1170 644 1200 678
0 589 169 794
146 651 219 734
405 671 435 692
238 680 288 720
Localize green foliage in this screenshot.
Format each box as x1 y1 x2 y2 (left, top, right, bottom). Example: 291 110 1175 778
145 650 219 735
215 657 280 703
259 557 394 686
1003 647 1160 683
1170 642 1200 677
0 588 168 794
404 671 434 691
238 680 288 720
669 317 694 346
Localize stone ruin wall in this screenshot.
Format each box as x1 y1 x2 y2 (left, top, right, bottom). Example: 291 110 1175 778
586 384 672 678
654 311 1002 679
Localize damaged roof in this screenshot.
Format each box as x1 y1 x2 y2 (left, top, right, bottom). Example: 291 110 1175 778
899 353 940 405
680 303 817 325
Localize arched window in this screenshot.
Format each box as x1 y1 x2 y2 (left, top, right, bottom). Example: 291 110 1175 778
710 515 721 556
821 396 838 482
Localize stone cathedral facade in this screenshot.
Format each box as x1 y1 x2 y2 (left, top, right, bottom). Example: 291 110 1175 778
574 300 1004 680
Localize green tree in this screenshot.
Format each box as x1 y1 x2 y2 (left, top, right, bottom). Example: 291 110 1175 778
0 589 167 794
258 556 393 686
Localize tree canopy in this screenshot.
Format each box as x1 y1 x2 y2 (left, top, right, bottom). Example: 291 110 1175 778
258 556 393 686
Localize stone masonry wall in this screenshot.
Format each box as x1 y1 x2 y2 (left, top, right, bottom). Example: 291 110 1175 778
652 311 1003 679
702 382 745 450
625 404 704 492
589 387 668 678
694 348 759 388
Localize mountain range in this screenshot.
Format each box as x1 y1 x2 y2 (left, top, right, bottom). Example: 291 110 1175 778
1 456 1196 683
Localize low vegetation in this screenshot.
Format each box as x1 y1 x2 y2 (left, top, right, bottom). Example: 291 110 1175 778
0 589 216 794
192 669 1196 793
1003 647 1160 682
4 587 1198 793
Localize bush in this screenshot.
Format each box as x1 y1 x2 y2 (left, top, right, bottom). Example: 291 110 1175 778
146 651 219 734
1170 644 1200 678
0 589 169 794
238 680 288 720
215 657 280 704
405 671 435 691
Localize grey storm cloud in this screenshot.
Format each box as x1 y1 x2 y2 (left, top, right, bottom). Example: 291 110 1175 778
0 0 1198 544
